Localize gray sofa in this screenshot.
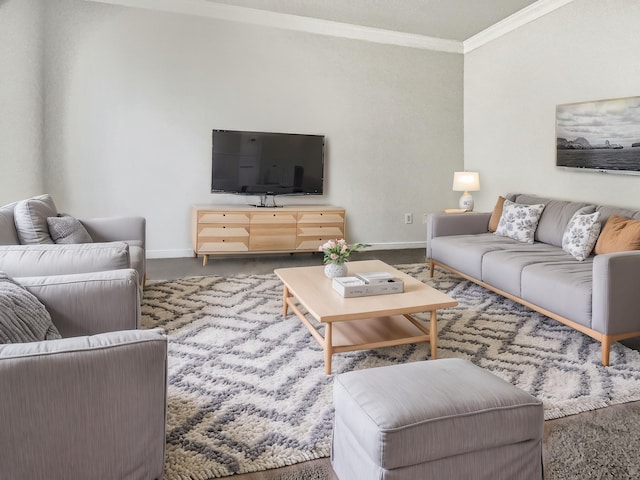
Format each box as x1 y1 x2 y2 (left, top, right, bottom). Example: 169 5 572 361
0 194 146 285
0 268 167 479
428 193 640 366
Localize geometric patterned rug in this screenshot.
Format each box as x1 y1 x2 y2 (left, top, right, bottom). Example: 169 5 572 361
141 263 640 479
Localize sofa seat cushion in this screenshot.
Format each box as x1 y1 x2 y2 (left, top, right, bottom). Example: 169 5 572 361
431 233 521 279
520 261 594 328
482 244 572 297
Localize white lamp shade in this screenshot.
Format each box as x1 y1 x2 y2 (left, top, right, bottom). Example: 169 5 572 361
452 171 480 192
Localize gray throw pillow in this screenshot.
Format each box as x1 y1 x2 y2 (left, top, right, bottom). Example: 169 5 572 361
47 214 93 244
13 194 58 245
0 272 61 344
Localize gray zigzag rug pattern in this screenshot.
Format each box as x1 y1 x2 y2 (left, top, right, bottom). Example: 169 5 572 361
141 264 640 479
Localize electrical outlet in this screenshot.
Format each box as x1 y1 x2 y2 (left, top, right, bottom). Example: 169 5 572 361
404 213 413 224
423 214 429 224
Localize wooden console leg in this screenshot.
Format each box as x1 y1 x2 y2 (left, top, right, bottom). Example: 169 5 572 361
602 336 611 366
202 254 209 266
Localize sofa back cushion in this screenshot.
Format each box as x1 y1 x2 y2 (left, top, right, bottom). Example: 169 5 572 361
595 205 640 224
0 203 20 245
512 194 592 247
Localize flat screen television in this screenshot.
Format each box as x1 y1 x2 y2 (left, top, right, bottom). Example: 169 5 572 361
211 129 325 196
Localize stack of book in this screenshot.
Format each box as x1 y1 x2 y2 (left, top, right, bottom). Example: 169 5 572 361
332 271 404 298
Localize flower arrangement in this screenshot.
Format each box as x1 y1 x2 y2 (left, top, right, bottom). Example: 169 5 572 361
318 239 369 264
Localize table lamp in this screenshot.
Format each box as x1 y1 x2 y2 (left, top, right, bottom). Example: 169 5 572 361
452 171 480 211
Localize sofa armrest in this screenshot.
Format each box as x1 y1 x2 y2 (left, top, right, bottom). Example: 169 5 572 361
592 251 640 335
17 269 140 337
0 329 167 480
0 242 131 278
427 212 491 258
80 216 146 247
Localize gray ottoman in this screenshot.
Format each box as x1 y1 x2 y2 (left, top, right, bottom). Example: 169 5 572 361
331 359 543 480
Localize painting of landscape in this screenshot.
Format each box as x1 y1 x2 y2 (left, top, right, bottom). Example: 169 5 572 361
556 96 640 174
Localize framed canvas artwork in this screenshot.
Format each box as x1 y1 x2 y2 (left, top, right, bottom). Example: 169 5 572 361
556 96 640 175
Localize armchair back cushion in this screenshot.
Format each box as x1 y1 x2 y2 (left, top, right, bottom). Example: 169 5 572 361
13 194 58 245
0 243 131 279
0 202 20 245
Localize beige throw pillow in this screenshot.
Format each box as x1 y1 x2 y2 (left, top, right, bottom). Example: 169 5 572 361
594 215 640 254
488 196 506 233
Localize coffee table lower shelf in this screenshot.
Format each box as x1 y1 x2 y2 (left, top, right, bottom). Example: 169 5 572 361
284 297 437 374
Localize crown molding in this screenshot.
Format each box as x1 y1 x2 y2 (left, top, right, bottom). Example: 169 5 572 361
82 0 463 53
463 0 575 53
83 0 574 55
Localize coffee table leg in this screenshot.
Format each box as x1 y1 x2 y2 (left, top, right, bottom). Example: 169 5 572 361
430 310 438 360
282 285 290 316
325 323 333 375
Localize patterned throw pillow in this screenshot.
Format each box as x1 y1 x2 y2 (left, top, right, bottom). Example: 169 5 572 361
562 210 601 261
47 214 93 244
494 199 545 244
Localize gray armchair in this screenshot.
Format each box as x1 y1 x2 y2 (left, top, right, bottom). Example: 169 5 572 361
0 269 167 479
0 194 146 285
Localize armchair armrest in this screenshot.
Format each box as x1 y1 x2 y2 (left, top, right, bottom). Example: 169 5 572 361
0 329 167 480
0 242 131 278
17 269 140 337
80 216 146 247
592 251 640 335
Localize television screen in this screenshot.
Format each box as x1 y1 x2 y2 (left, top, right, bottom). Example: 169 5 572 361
211 130 325 195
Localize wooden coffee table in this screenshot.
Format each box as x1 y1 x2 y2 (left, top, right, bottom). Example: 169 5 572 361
274 260 458 374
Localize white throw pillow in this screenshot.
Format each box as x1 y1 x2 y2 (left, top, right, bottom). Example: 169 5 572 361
494 199 545 244
562 210 601 261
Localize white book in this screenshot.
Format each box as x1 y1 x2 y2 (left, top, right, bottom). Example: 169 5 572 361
355 271 394 284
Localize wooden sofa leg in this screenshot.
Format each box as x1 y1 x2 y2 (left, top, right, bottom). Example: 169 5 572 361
429 259 435 278
602 336 611 366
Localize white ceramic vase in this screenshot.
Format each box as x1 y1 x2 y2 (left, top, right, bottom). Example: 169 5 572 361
324 263 348 279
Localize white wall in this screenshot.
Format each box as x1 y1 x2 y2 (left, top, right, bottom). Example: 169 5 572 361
39 0 463 257
465 0 640 212
0 0 44 205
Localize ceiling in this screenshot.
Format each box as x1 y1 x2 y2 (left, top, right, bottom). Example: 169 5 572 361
206 0 539 41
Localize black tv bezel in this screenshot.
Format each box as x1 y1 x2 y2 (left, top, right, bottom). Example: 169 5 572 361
210 129 326 196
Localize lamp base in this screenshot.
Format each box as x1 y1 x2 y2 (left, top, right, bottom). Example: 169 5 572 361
459 192 474 211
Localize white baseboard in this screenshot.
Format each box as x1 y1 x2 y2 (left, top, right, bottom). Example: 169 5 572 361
146 242 426 260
